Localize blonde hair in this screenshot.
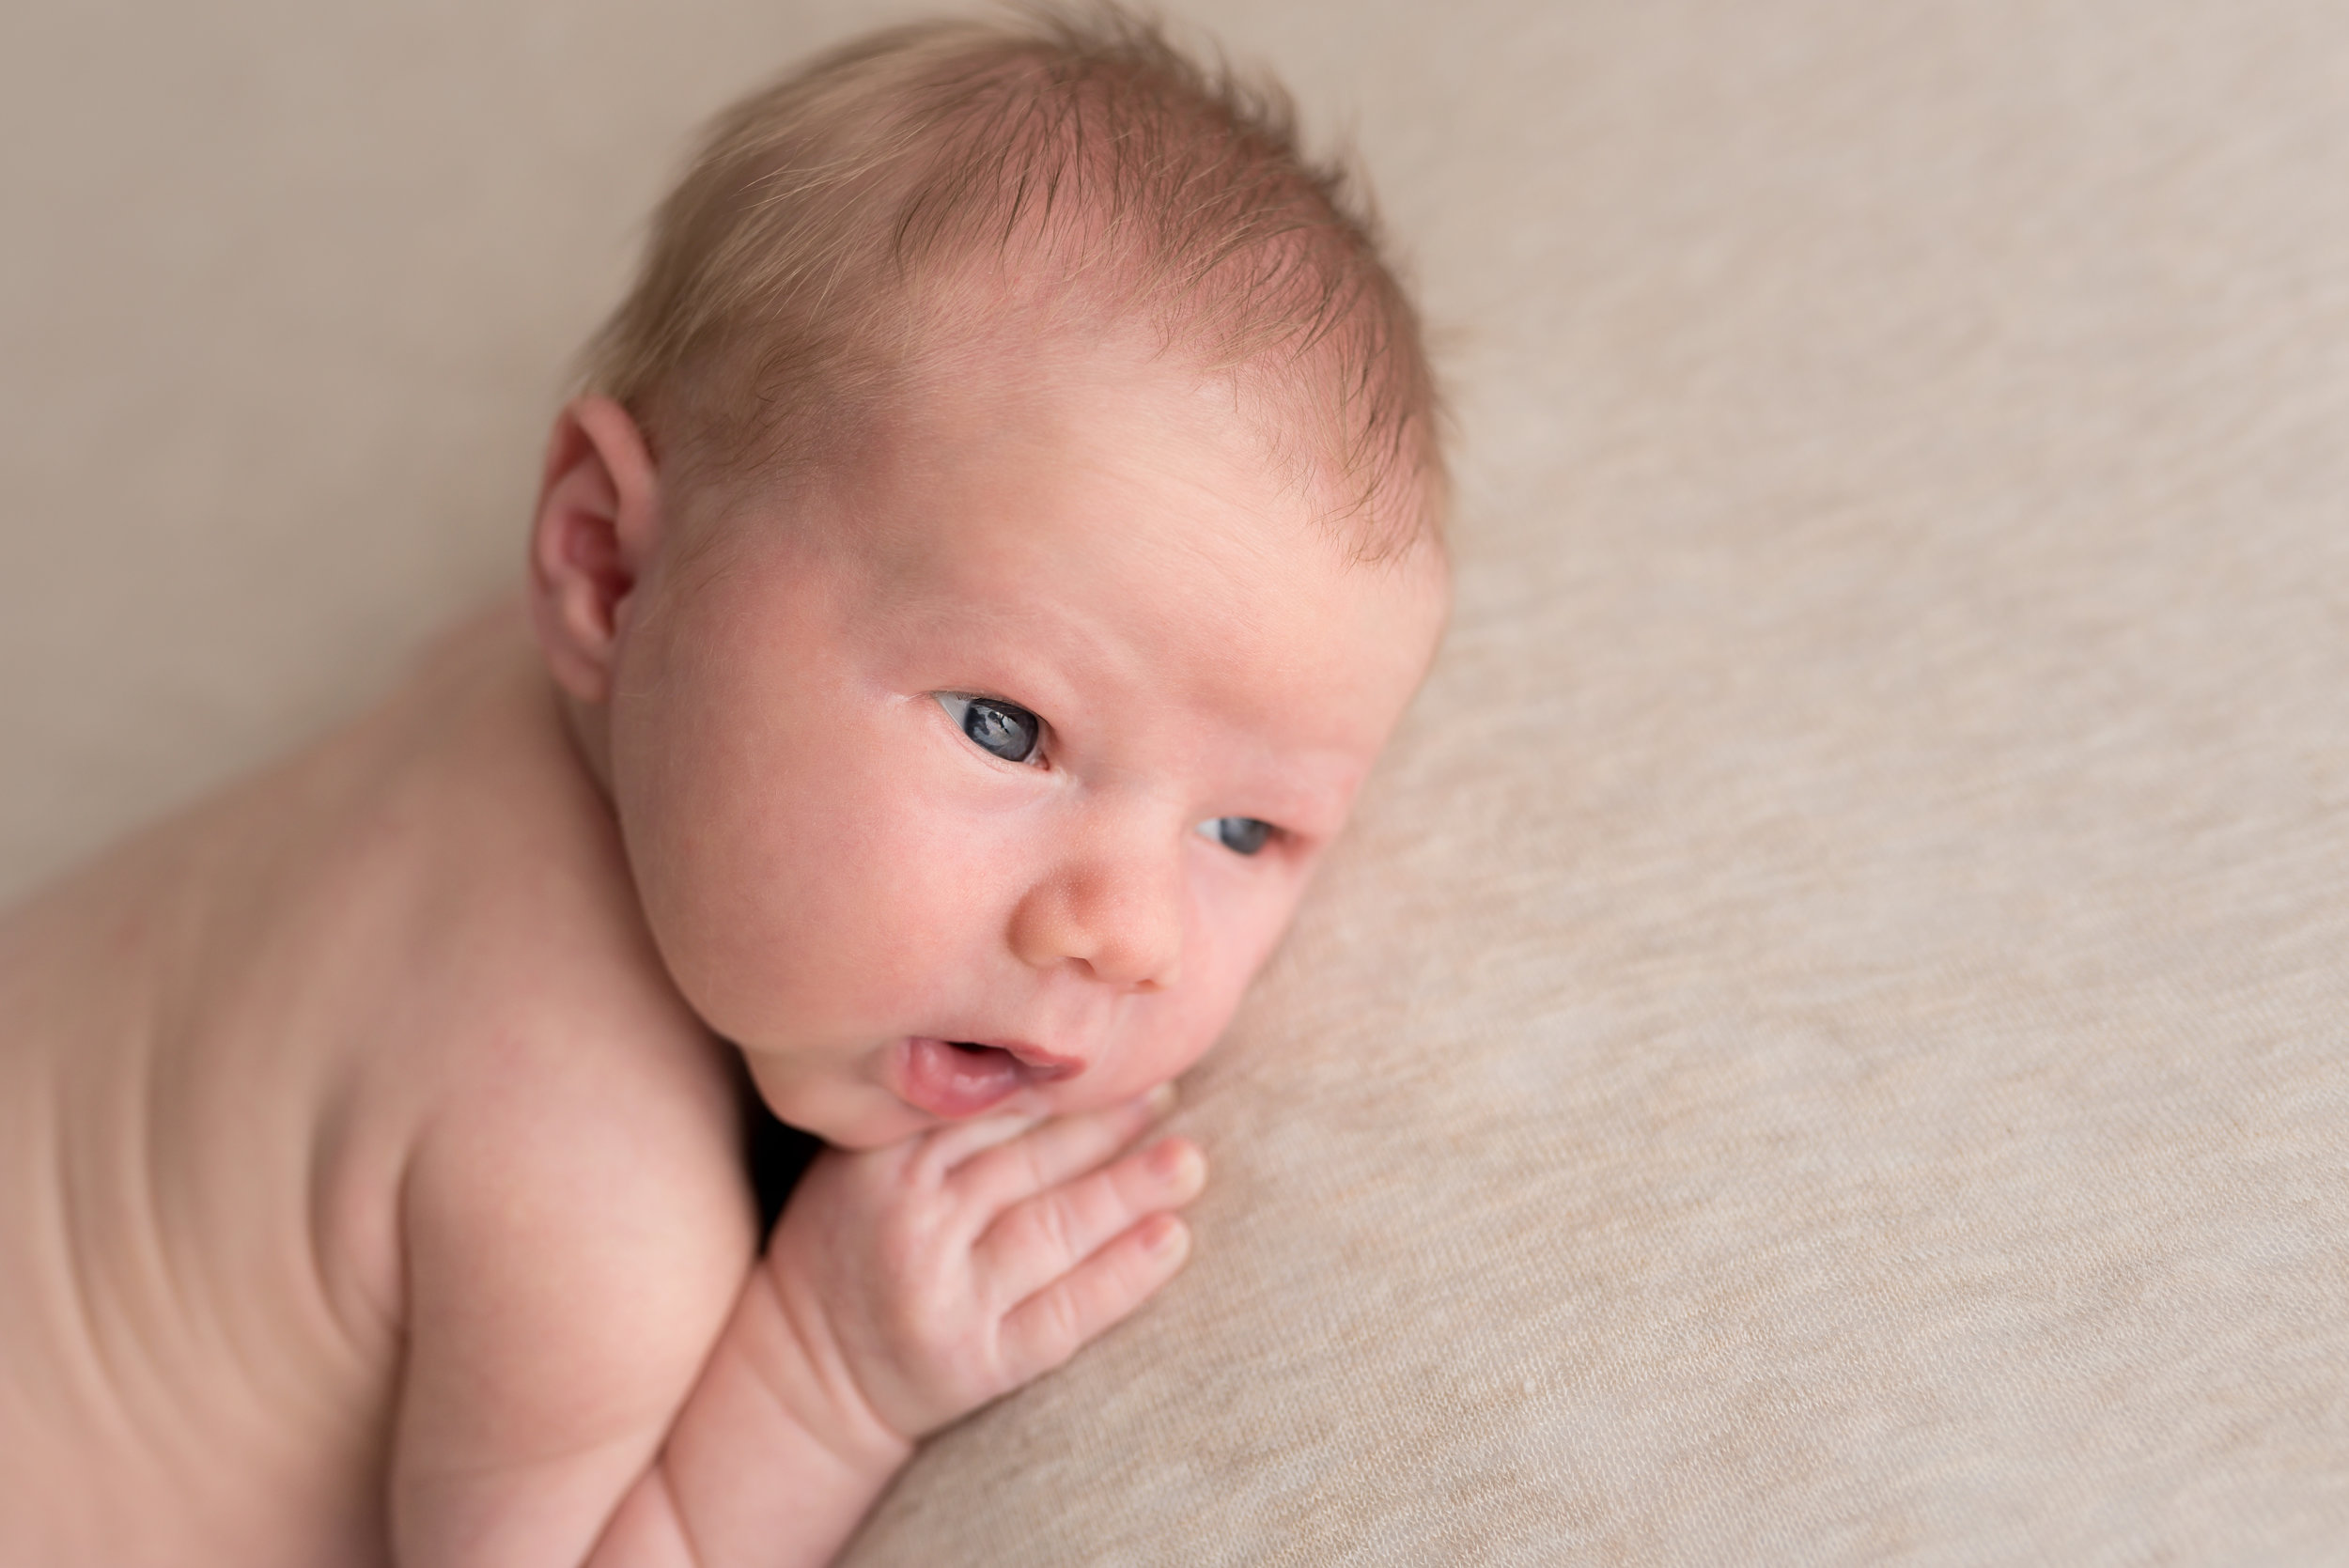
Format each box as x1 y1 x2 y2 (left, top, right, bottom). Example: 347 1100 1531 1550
582 4 1443 558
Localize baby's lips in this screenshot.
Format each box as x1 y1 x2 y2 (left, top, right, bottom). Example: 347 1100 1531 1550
995 1039 1084 1079
894 1037 1032 1120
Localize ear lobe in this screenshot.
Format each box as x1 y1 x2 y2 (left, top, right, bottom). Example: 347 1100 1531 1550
527 395 661 704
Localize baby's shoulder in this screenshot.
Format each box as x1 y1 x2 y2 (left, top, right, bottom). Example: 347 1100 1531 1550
396 625 752 1226
351 608 758 1305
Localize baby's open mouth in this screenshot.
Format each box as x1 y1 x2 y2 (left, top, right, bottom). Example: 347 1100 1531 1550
895 1037 1077 1120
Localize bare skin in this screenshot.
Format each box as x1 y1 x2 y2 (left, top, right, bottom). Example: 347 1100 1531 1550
0 336 1446 1565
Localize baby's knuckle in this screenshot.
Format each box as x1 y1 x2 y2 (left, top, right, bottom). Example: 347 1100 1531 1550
942 1146 1008 1212
988 1202 1063 1275
874 1207 944 1273
907 1135 961 1190
1032 1287 1087 1365
1011 1138 1057 1195
1035 1195 1088 1263
1095 1177 1143 1224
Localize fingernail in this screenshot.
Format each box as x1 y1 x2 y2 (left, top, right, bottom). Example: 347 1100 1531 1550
1150 1137 1203 1187
1143 1215 1188 1254
1143 1081 1179 1116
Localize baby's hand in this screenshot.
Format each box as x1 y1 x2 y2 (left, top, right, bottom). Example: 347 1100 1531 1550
762 1089 1206 1452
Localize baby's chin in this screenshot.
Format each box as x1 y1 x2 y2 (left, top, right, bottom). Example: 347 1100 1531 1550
739 1057 921 1150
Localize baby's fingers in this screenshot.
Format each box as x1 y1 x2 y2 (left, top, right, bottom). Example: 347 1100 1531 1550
950 1085 1176 1215
918 1110 1046 1172
976 1136 1205 1310
995 1213 1193 1386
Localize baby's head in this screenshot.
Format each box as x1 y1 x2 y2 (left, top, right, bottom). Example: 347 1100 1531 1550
527 8 1448 1147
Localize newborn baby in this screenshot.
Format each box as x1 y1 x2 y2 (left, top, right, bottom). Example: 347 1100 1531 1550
0 12 1446 1565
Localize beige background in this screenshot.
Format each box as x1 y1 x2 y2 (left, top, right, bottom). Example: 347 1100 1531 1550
6 1 2346 1563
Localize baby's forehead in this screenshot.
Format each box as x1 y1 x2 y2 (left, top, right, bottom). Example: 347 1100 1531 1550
822 308 1431 567
848 393 1408 624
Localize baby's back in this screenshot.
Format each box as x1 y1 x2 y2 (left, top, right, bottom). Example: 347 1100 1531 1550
0 799 402 1560
0 604 740 1565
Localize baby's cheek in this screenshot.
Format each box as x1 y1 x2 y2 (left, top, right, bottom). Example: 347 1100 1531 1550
646 802 880 1017
1122 974 1250 1093
1139 893 1299 1074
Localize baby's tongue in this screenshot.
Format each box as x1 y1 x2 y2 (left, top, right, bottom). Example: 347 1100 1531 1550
900 1037 1025 1119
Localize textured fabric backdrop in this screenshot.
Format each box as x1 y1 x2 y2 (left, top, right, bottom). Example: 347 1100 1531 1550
5 2 2344 1563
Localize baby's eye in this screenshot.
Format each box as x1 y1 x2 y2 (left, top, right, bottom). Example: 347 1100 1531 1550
935 694 1042 765
1197 816 1274 856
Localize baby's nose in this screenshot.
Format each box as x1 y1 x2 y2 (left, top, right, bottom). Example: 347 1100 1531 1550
1007 841 1184 991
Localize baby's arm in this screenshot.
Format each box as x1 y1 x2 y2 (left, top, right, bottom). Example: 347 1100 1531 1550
593 1092 1203 1566
391 1056 1202 1568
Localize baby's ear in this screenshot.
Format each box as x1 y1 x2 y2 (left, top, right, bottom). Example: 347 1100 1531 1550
528 396 661 704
